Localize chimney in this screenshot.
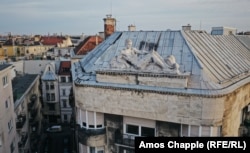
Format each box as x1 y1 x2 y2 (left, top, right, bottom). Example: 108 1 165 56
128 24 136 31
95 34 98 45
182 24 191 31
103 14 116 39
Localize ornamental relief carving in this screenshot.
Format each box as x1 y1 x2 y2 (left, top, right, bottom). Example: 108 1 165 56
110 39 180 74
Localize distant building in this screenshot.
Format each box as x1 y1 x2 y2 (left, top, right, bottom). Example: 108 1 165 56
128 24 136 31
211 26 237 35
0 64 18 153
72 30 250 152
41 63 60 123
182 24 192 31
73 35 103 55
58 60 72 123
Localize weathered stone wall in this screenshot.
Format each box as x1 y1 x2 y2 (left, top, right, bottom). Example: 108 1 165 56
138 76 187 88
222 83 250 136
87 135 106 147
96 73 188 88
75 82 250 136
104 114 123 153
75 86 224 126
96 74 136 84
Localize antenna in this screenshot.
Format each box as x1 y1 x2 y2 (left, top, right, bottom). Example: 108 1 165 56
110 0 112 15
200 20 202 30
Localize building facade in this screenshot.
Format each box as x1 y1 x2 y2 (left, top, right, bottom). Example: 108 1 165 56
12 74 43 153
0 64 18 153
211 26 237 35
41 63 60 123
58 60 72 123
72 30 250 153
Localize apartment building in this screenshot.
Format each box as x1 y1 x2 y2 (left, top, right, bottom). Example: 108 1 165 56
72 30 250 153
12 74 43 153
58 60 72 123
41 63 60 123
0 64 18 153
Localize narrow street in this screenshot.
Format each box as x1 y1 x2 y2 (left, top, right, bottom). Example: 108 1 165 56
42 125 73 153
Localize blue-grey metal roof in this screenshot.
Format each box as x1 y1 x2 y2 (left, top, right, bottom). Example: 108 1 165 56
72 30 250 96
80 31 201 75
12 74 39 108
183 31 250 85
235 35 250 50
41 63 57 81
0 64 11 71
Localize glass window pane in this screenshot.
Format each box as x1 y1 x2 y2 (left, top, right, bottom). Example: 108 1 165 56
141 126 155 137
182 124 189 137
190 125 199 136
126 124 139 135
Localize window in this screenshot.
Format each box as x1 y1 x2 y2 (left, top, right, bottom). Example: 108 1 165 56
82 122 86 127
68 76 72 82
47 93 55 101
62 68 70 72
64 115 67 120
8 119 13 132
63 100 67 108
61 76 66 82
80 110 104 129
2 75 8 87
180 124 220 136
201 126 211 137
46 93 50 101
10 141 15 153
0 135 2 147
89 147 95 153
125 124 155 137
126 124 139 135
5 99 9 108
51 93 55 101
190 125 199 136
88 146 104 153
141 126 155 137
50 83 54 90
46 83 49 90
62 89 66 96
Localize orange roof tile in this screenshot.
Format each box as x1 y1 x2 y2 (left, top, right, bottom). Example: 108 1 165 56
58 61 71 75
74 35 103 55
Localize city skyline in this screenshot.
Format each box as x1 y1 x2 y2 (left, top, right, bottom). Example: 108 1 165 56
0 0 249 36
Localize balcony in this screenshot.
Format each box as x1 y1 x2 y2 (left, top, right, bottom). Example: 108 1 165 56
30 94 37 102
28 101 35 111
16 115 26 130
77 126 106 145
18 133 28 149
115 133 135 148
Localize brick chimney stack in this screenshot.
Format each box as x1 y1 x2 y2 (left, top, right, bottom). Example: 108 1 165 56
103 14 116 39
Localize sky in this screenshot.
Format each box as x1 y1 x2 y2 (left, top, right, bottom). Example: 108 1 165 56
0 0 249 36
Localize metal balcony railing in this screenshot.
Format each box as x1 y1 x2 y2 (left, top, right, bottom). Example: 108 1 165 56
30 94 37 102
16 115 26 130
18 133 28 148
115 133 135 148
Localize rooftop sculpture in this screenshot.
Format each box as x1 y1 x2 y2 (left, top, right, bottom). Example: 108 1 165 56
110 39 180 74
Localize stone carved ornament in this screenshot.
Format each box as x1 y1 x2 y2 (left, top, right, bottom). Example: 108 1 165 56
110 39 180 74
